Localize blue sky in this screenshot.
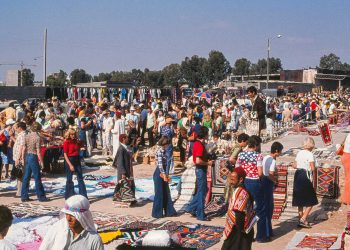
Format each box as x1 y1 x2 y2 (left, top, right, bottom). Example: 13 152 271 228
1 0 349 81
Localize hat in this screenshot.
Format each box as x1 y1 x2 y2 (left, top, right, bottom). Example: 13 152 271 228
130 106 136 111
5 119 15 126
61 195 96 232
102 110 109 115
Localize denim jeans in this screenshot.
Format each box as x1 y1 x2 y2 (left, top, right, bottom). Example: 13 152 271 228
186 167 207 220
151 167 176 218
64 156 88 200
21 154 47 201
262 176 274 238
165 144 174 174
244 178 267 241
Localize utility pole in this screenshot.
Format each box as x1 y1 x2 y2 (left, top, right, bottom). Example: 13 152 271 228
43 28 47 87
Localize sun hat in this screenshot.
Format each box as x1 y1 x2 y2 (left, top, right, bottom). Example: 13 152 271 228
5 118 15 126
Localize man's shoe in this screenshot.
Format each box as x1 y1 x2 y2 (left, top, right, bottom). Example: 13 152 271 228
39 197 50 202
21 198 33 202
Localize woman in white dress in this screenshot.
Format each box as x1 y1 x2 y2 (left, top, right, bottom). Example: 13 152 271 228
111 111 125 158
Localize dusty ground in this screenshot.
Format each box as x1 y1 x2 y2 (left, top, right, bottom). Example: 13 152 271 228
1 127 349 250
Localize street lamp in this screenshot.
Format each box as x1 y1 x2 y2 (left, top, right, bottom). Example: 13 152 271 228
267 34 282 89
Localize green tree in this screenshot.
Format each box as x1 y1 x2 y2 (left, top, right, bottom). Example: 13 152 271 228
181 55 208 87
250 59 267 75
21 68 35 86
206 50 231 85
233 58 251 76
70 69 91 84
93 72 112 82
250 57 282 75
47 70 68 86
319 53 342 70
269 57 283 73
162 63 182 86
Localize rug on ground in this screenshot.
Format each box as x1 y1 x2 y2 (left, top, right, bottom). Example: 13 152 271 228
0 174 180 202
5 203 223 250
285 232 342 250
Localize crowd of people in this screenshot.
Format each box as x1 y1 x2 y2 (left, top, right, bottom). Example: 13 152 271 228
1 85 350 249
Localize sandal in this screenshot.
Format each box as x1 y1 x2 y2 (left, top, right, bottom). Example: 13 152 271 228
298 218 312 228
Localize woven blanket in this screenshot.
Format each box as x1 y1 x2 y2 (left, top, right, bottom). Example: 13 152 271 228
212 157 230 188
285 232 342 250
178 225 224 250
204 195 227 218
6 203 223 249
174 167 196 212
319 123 332 146
272 165 288 220
315 166 339 198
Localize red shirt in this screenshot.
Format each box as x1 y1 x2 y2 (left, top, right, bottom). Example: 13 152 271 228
63 139 81 157
192 140 208 165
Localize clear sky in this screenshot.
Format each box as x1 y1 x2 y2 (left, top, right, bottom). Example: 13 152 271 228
1 0 349 81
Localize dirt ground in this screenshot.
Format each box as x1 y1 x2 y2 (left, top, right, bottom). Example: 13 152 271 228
1 128 349 250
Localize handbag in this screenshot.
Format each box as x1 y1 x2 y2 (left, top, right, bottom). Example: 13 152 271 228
10 164 24 180
336 144 344 156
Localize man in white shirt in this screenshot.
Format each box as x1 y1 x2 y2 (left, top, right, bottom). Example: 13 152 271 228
262 141 283 241
0 205 17 250
102 110 114 156
40 195 104 250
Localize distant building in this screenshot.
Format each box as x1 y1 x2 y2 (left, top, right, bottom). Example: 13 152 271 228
5 70 20 86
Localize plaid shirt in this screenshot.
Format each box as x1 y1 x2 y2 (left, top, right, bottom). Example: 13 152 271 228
155 147 167 174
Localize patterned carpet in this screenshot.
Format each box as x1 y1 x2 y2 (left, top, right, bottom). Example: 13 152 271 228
6 203 223 249
272 164 288 220
315 166 340 199
285 232 342 250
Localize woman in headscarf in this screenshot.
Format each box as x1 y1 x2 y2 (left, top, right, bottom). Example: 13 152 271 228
152 136 177 218
39 195 104 250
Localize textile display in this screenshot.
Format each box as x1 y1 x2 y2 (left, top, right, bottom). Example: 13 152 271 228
315 166 340 198
174 167 196 212
285 232 342 250
0 175 180 201
246 119 259 136
6 203 223 249
212 157 230 188
179 225 224 249
272 165 288 220
319 123 332 146
206 165 212 205
113 178 136 203
99 230 123 244
204 195 227 218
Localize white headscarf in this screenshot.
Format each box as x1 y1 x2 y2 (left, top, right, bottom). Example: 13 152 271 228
39 195 97 250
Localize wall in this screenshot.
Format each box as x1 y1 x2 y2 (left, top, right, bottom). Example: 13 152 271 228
0 86 46 102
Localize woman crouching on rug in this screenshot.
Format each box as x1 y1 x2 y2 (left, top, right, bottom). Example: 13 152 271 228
152 136 177 218
63 128 88 200
292 137 318 228
112 134 136 206
222 167 254 250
